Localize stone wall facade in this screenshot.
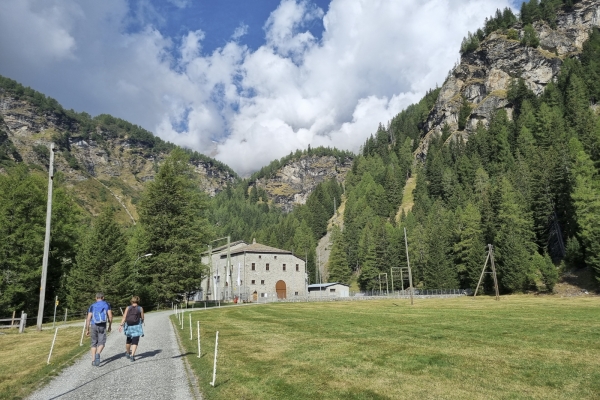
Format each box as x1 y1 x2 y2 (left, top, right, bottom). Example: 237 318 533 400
200 241 307 301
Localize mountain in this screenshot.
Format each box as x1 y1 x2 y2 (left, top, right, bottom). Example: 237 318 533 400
249 148 353 212
418 0 600 157
0 77 237 223
334 0 600 293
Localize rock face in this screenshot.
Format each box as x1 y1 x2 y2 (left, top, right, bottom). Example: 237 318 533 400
417 0 600 158
254 155 353 213
0 94 236 222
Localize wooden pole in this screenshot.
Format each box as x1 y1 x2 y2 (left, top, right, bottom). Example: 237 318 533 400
474 248 491 297
403 228 414 305
189 313 192 340
37 143 55 331
489 245 500 301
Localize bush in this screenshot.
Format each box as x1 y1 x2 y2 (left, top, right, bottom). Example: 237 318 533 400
521 24 540 48
507 29 519 40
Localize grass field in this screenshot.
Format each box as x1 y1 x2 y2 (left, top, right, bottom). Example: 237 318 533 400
174 296 600 400
0 325 89 399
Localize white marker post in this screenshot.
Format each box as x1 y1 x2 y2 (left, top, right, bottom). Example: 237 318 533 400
181 311 184 330
189 313 192 340
197 321 201 358
79 320 86 346
47 327 59 364
210 331 219 387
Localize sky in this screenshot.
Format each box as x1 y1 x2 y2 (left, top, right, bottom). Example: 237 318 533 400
0 0 518 176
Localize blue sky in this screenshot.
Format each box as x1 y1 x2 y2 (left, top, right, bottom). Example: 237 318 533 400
126 0 331 54
0 0 516 176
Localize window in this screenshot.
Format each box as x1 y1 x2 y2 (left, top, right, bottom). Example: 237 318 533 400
261 280 265 285
330 288 335 293
295 291 299 295
283 264 286 271
296 264 299 271
266 263 269 271
259 255 262 259
274 255 277 260
251 280 255 285
251 263 255 271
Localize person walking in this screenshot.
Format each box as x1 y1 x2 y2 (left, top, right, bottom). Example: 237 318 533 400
85 292 113 366
118 296 145 362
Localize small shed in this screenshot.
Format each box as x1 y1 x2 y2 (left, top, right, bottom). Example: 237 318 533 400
307 283 350 298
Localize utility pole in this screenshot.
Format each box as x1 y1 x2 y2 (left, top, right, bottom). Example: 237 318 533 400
403 228 414 306
37 143 55 331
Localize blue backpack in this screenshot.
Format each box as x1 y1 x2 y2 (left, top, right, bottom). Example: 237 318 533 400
90 301 109 324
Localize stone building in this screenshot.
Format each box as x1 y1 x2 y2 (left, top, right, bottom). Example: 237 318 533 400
200 239 307 301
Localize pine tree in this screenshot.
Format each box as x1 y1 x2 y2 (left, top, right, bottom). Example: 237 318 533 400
0 166 80 316
423 201 458 289
357 237 379 291
570 138 600 281
327 226 351 284
136 149 213 304
67 207 126 310
454 203 486 289
494 177 536 292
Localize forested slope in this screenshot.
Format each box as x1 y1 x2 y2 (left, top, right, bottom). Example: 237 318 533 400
326 0 600 293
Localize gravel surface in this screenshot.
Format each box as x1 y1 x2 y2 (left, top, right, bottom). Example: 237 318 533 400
27 310 196 400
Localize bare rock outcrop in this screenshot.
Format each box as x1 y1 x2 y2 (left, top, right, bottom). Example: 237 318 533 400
417 0 600 158
254 155 352 213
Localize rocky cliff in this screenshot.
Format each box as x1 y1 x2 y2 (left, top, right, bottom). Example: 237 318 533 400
0 93 236 223
418 0 600 157
253 154 353 213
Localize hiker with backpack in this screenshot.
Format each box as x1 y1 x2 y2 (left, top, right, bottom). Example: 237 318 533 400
85 292 113 367
118 296 145 362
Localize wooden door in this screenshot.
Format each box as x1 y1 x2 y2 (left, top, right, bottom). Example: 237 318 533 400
276 280 286 299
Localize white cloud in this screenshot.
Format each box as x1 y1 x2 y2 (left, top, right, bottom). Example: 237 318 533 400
232 24 249 40
0 0 513 177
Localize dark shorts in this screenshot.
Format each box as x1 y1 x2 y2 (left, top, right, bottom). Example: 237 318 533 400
126 336 140 345
90 324 107 347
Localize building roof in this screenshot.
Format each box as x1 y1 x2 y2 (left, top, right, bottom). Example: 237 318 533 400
202 240 246 255
229 241 293 256
308 283 349 289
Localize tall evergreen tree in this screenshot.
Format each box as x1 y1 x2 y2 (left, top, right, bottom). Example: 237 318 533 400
0 166 80 316
326 226 351 284
67 207 126 311
136 149 213 304
494 177 536 292
454 203 486 290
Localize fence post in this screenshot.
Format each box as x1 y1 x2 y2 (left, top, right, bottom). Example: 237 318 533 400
80 320 86 346
19 312 27 333
210 331 219 387
11 310 15 328
64 308 68 323
197 321 201 358
47 327 59 364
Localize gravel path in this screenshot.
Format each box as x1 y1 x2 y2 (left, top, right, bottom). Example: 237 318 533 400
27 310 196 400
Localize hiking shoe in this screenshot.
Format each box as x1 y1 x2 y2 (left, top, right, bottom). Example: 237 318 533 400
130 355 135 362
125 352 130 359
94 355 100 366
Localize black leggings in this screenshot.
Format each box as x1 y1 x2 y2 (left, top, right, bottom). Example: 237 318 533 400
126 336 140 345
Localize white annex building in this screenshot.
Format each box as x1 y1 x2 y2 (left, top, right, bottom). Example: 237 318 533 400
307 283 350 298
200 239 308 301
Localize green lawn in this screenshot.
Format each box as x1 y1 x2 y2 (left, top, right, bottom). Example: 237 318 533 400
174 296 600 400
0 325 89 399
